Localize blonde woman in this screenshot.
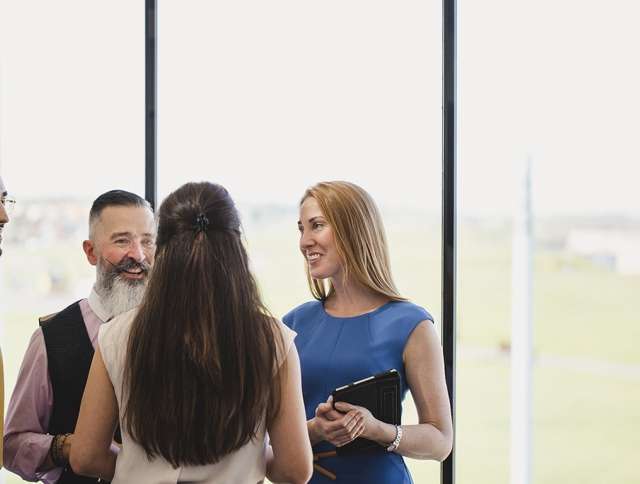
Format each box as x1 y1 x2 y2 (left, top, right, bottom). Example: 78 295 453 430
283 181 453 483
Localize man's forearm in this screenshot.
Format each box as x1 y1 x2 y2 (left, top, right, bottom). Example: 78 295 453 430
3 328 58 480
40 433 73 472
3 431 62 482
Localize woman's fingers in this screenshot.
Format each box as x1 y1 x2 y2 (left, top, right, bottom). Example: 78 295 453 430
317 402 348 422
343 416 365 441
333 401 356 413
334 420 366 447
343 411 362 433
316 404 369 445
316 402 333 416
329 410 359 432
327 412 363 441
350 420 365 440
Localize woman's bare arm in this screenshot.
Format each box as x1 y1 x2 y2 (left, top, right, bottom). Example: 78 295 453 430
335 320 453 460
267 344 313 484
69 348 118 480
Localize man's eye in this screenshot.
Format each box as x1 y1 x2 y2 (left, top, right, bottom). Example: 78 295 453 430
142 239 154 247
115 239 129 245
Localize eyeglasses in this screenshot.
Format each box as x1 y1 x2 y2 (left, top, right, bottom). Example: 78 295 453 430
1 197 16 215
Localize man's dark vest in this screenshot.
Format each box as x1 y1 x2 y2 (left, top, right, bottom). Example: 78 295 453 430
40 300 117 484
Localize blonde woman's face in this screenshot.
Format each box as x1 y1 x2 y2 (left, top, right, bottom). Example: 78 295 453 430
298 197 343 281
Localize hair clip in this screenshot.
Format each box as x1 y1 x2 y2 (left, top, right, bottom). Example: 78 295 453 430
194 213 210 233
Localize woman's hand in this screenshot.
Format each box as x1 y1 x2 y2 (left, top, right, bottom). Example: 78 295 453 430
309 396 365 447
332 401 382 442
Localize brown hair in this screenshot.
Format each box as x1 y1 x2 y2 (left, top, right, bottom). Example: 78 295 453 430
301 181 406 302
123 182 282 467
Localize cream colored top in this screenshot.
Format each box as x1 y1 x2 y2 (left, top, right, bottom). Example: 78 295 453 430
99 309 295 484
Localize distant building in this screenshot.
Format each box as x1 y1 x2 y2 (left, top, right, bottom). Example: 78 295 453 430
566 229 640 275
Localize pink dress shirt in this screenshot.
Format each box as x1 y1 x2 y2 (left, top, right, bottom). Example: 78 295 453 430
3 288 112 483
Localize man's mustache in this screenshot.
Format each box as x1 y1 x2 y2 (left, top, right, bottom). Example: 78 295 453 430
104 257 151 276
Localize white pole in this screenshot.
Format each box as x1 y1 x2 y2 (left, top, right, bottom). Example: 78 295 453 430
510 156 533 484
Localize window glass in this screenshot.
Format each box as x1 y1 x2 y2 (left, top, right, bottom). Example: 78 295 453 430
158 2 443 481
0 5 143 482
458 1 640 482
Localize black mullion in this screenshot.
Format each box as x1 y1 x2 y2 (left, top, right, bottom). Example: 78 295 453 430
145 0 157 208
441 0 457 483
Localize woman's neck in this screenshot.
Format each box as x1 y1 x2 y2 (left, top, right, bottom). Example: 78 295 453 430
324 278 390 317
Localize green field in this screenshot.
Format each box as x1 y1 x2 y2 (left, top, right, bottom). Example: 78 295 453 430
2 221 638 483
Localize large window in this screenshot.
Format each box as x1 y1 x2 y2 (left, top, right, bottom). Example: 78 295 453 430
0 3 143 482
157 1 443 481
457 1 640 482
3 2 638 484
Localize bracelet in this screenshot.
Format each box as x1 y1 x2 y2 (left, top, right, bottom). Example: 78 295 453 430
50 434 62 467
50 433 71 467
386 425 403 452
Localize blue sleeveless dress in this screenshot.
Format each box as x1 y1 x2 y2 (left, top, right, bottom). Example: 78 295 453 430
283 300 433 484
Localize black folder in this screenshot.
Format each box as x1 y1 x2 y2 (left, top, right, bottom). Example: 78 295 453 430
331 369 401 455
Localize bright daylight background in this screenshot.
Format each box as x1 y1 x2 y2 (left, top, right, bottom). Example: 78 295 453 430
1 1 639 483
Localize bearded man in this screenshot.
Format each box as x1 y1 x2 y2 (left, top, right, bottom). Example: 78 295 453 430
3 190 155 484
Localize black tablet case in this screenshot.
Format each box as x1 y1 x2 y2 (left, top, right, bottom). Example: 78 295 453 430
331 369 401 455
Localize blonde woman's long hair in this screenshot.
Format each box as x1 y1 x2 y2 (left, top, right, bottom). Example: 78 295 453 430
301 181 406 302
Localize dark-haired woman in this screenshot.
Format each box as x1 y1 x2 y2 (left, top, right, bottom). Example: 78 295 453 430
70 182 312 484
284 181 453 483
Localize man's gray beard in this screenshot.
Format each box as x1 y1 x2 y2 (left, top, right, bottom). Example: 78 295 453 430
96 263 147 318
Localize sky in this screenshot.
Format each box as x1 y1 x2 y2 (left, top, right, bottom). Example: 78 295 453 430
0 0 639 217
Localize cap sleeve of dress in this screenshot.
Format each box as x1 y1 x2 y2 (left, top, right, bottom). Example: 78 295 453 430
275 320 297 369
98 309 136 391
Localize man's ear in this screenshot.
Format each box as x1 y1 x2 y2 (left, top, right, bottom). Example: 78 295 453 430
83 239 98 266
